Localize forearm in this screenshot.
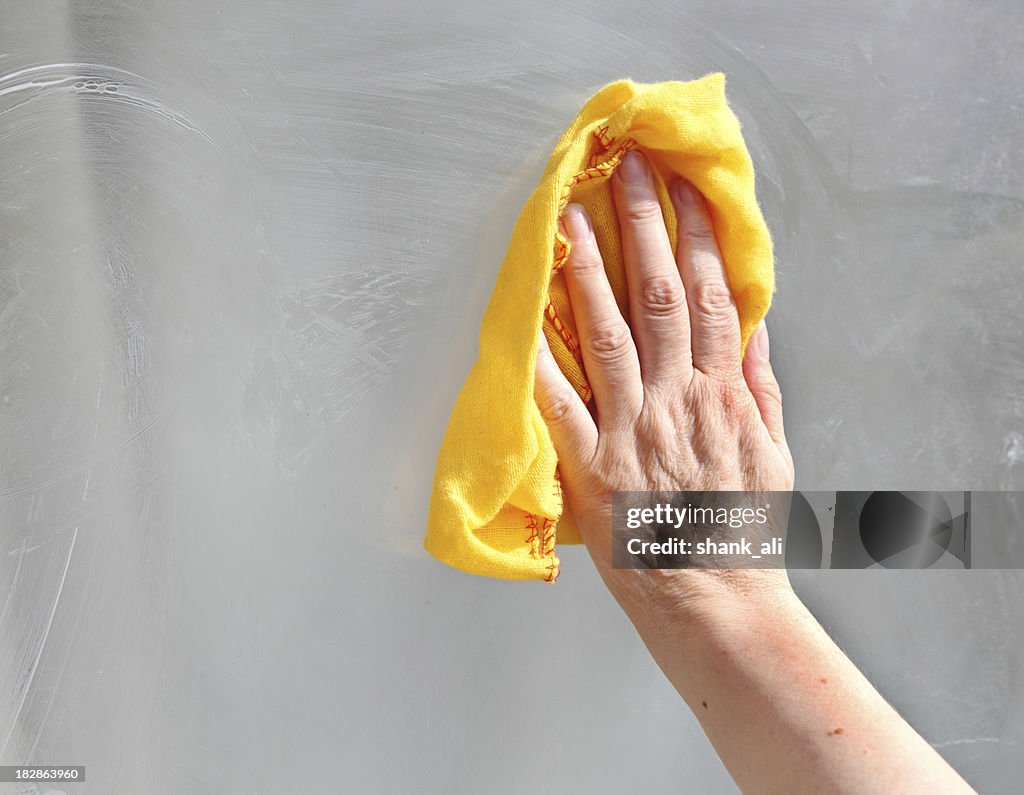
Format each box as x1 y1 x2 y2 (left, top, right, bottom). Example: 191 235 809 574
628 578 975 795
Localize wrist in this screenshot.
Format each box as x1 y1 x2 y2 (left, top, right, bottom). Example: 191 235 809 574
620 569 805 675
621 567 797 624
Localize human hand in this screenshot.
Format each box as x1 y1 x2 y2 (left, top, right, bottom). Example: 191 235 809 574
533 149 794 626
532 151 980 795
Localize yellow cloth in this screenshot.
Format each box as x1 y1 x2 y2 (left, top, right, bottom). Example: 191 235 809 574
425 74 774 581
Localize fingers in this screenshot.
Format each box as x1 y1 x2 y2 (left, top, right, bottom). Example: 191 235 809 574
534 330 598 471
670 179 742 378
560 203 643 427
742 321 790 452
611 151 692 386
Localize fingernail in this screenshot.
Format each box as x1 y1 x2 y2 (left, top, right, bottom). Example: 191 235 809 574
562 203 591 237
674 178 698 205
749 320 770 360
617 150 648 185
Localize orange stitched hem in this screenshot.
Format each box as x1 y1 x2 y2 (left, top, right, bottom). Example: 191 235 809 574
545 300 580 359
524 512 541 558
544 557 560 583
524 511 559 582
542 473 562 582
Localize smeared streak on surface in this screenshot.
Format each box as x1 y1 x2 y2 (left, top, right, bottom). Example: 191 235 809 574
0 528 76 756
0 63 218 150
243 267 436 475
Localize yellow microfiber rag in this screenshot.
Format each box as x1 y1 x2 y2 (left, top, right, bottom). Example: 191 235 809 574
425 73 774 581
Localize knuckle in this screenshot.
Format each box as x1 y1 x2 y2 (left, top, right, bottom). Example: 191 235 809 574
681 220 717 246
567 243 603 277
638 276 685 317
757 374 784 408
537 388 576 426
585 322 633 362
692 280 735 318
622 197 664 225
759 374 783 401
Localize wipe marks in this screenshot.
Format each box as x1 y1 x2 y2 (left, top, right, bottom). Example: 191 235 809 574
0 63 218 150
1003 431 1024 466
244 268 434 473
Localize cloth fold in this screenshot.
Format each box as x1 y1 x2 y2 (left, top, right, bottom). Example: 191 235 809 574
425 74 774 581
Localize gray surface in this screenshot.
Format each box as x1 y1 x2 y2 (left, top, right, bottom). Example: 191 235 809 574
1 0 1022 792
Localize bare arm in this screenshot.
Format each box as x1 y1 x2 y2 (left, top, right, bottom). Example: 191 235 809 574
533 150 974 794
631 579 974 794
